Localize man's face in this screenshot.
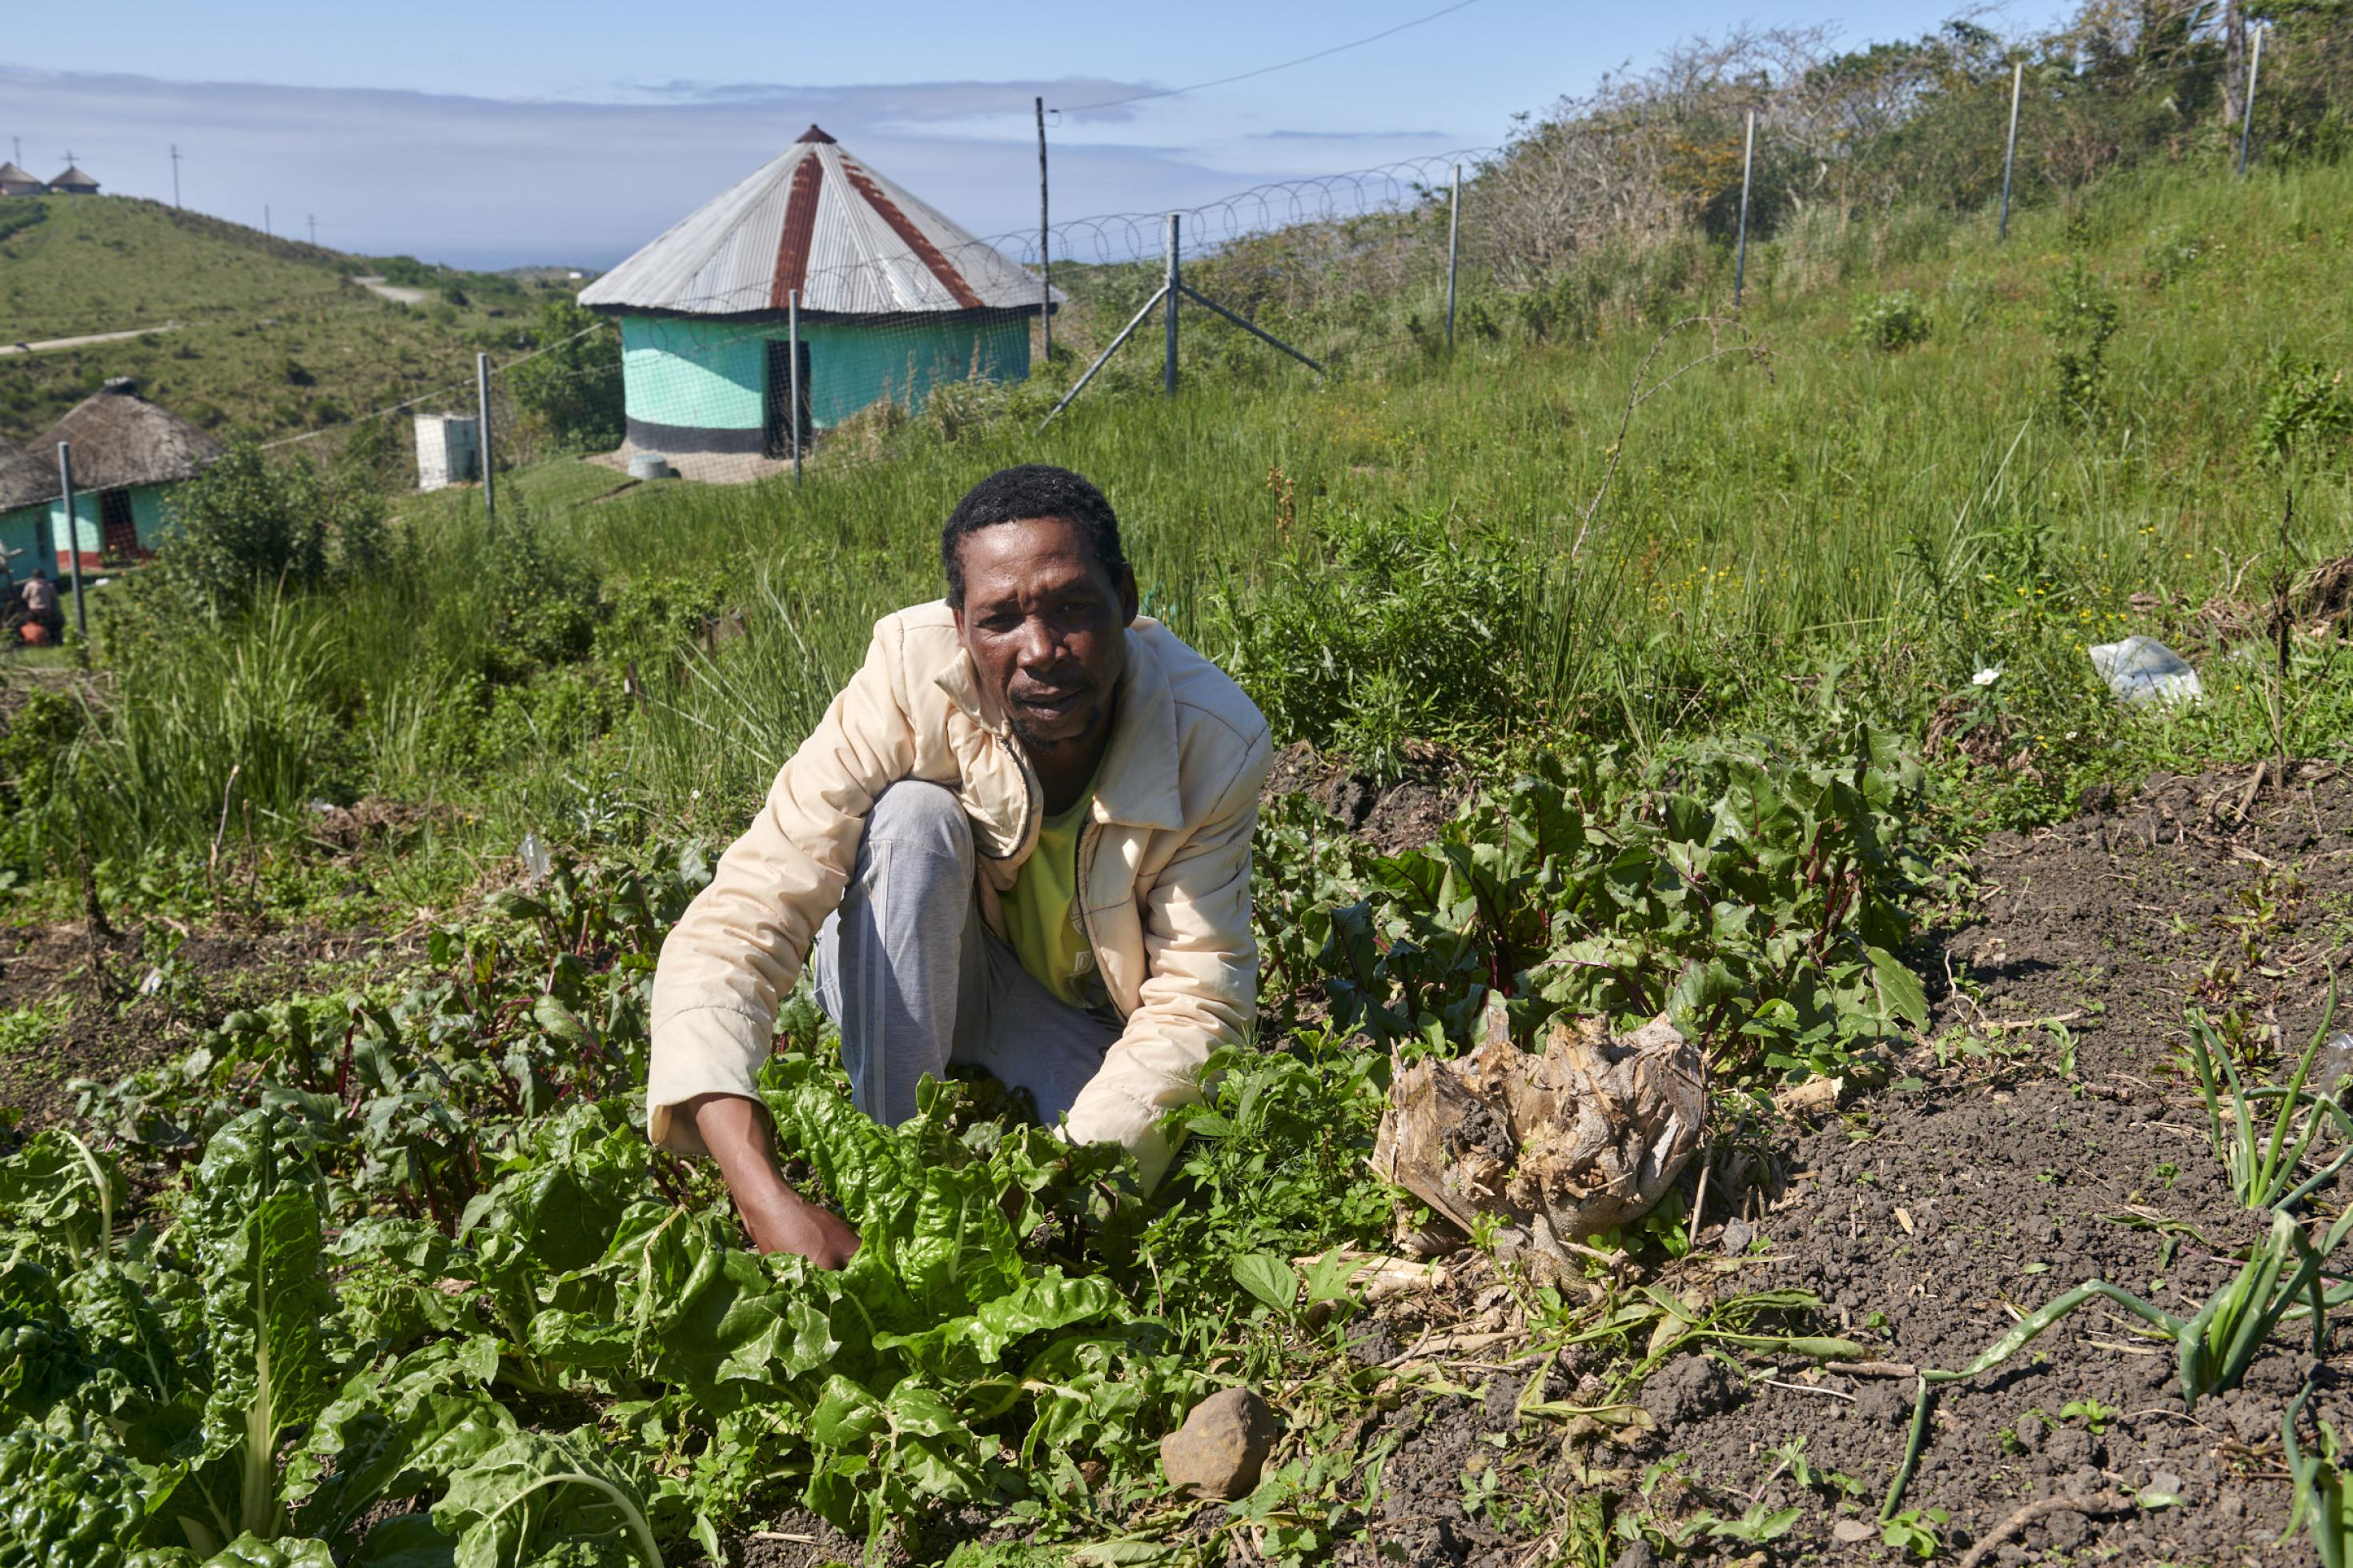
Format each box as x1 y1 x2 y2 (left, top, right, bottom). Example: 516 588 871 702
953 516 1138 754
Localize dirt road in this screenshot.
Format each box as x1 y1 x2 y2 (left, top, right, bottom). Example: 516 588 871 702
352 275 429 305
0 323 179 356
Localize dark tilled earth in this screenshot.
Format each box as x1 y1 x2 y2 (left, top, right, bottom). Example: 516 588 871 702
0 917 409 1135
1326 763 2353 1566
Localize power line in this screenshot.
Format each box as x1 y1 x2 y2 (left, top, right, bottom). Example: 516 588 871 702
1054 0 1484 114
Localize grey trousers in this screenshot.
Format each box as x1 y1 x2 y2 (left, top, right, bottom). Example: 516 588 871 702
809 780 1120 1130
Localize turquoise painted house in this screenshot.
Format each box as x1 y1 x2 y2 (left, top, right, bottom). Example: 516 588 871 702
0 444 54 582
1 380 224 573
579 126 1057 458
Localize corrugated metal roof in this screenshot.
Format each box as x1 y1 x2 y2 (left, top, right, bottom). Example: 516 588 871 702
580 126 1058 319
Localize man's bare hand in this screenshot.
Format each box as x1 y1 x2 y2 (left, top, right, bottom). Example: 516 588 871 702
683 1092 862 1269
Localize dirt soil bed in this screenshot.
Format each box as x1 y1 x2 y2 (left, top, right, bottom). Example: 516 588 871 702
1333 764 2352 1566
1263 739 1476 856
0 917 412 1137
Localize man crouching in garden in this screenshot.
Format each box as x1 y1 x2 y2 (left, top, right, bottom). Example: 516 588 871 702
646 464 1272 1267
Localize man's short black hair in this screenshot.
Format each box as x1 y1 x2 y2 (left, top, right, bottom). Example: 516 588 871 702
941 464 1128 610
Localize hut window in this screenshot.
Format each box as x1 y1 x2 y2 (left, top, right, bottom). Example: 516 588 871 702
98 491 139 560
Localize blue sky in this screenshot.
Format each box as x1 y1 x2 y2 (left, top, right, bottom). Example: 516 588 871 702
0 1 2064 270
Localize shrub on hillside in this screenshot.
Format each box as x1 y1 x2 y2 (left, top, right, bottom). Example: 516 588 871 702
2044 258 2120 415
1212 508 1528 783
484 515 605 683
2256 358 2351 456
506 295 622 454
1852 291 1932 352
148 443 387 615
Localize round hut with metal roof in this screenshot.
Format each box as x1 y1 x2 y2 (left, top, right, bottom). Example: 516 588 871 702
580 126 1055 458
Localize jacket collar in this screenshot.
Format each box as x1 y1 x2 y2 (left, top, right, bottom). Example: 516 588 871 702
930 616 1186 832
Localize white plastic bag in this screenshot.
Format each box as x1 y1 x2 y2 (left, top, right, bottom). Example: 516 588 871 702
2089 635 2202 706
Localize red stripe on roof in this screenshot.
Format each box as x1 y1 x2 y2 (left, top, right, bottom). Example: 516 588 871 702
769 154 825 310
839 160 984 310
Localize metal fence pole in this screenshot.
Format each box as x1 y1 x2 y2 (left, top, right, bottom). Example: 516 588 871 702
789 289 803 483
54 442 84 640
1445 162 1462 351
1163 212 1180 397
1036 97 1051 364
475 351 495 540
2238 24 2266 178
1733 109 1756 308
1999 60 2024 241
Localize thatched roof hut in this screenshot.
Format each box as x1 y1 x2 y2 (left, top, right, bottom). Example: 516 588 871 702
47 166 98 195
0 443 53 514
0 162 45 198
38 379 223 491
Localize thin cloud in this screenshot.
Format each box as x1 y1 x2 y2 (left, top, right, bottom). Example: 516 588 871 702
0 64 1291 268
1251 128 1452 141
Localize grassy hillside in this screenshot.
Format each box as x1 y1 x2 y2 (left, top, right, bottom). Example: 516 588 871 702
0 193 565 446
11 154 2346 916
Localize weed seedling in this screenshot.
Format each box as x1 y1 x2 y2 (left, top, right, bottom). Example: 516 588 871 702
2061 1397 2120 1434
1881 1506 1948 1559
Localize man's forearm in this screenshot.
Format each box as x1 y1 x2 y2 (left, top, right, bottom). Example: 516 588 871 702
681 1092 861 1268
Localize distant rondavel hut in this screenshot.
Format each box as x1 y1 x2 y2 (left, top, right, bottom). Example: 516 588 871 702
0 444 56 579
34 379 224 568
580 126 1056 456
46 165 98 195
0 163 45 198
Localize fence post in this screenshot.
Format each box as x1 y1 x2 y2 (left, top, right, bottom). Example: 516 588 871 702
475 351 495 540
1733 109 1755 308
2237 24 2265 177
1036 96 1051 364
1999 60 2023 241
1445 162 1462 351
1163 212 1180 397
789 289 803 483
54 442 84 640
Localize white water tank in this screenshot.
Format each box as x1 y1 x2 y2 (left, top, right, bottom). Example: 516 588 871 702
414 412 480 491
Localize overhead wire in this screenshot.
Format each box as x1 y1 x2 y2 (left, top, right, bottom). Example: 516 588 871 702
1053 0 1485 114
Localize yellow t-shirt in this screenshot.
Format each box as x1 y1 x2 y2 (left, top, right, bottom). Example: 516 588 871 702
999 786 1102 1010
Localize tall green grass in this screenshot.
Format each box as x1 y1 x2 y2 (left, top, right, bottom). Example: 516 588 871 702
21 156 2353 909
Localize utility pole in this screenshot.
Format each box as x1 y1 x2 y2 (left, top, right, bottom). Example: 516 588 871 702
307 214 315 247
1035 96 1051 363
263 205 272 251
476 353 496 538
1445 162 1462 351
1733 110 1755 308
55 443 86 640
1998 61 2023 242
1163 213 1180 397
2237 25 2266 178
169 143 183 208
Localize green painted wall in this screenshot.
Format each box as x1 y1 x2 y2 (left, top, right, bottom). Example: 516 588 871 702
0 506 46 575
620 316 765 434
619 312 1031 437
46 482 174 562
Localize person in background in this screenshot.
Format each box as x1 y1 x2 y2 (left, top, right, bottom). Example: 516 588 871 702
645 464 1274 1267
18 570 62 645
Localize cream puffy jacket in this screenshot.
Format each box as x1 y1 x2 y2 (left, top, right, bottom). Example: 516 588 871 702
646 601 1272 1192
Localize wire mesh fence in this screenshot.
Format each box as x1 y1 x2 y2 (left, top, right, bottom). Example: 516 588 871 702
179 7 2351 513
